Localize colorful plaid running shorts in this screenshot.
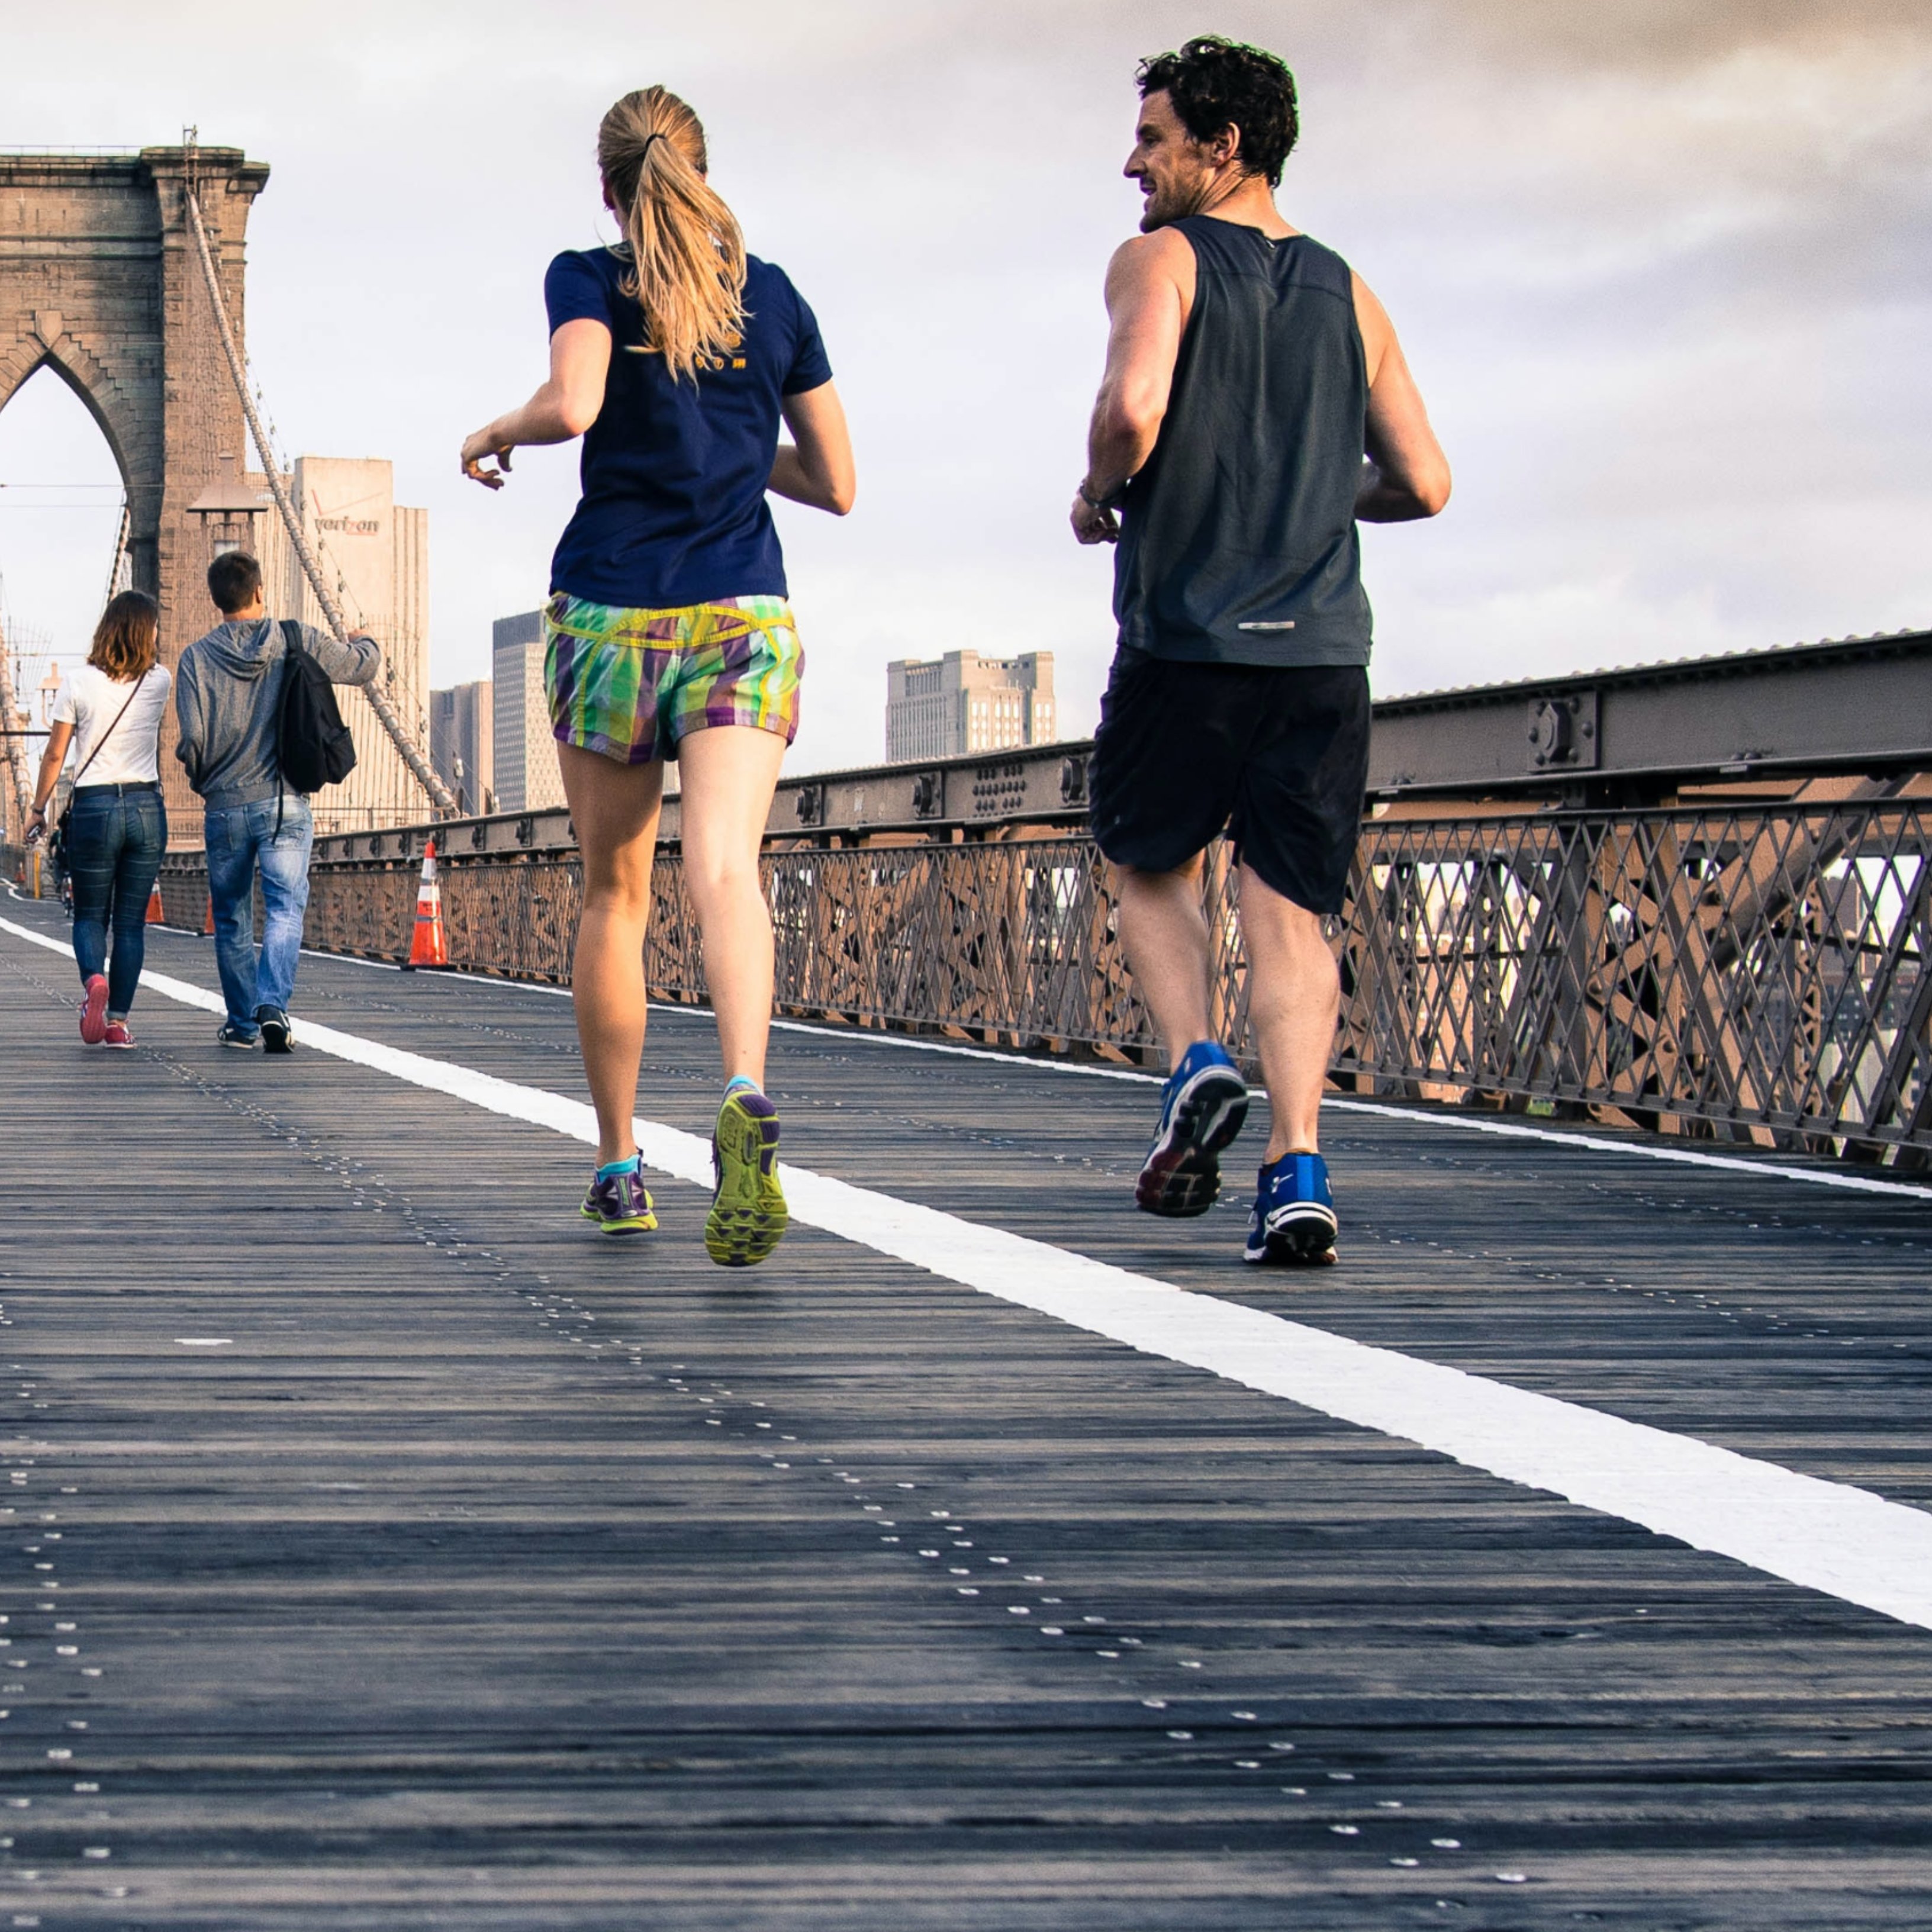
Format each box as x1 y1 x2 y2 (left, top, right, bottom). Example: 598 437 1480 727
544 592 804 766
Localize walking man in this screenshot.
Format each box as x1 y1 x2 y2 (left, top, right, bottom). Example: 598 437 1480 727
1073 36 1450 1263
175 550 381 1052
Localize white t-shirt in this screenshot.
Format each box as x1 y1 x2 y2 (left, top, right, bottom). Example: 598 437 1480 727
52 661 172 787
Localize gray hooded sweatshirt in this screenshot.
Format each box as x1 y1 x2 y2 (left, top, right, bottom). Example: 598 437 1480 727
174 617 381 812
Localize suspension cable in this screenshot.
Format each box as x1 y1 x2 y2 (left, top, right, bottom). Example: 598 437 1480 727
0 613 30 836
101 502 130 608
181 185 455 816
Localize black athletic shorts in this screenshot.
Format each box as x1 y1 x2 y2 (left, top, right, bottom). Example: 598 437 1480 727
1087 650 1371 915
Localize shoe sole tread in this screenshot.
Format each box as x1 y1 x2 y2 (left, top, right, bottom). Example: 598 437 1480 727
707 1096 787 1266
1136 1067 1249 1218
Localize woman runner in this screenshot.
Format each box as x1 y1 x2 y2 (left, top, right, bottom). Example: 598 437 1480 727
25 591 171 1048
461 86 854 1264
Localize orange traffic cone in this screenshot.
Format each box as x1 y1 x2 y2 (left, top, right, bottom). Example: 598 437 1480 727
404 838 449 970
203 894 215 936
146 879 166 925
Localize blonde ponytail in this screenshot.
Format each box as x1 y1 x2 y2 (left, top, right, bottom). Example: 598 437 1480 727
597 88 746 384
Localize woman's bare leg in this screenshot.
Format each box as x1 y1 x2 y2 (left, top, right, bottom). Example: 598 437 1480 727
673 724 788 1084
558 742 664 1165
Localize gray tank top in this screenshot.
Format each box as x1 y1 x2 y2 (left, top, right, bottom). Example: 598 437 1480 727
1112 218 1372 667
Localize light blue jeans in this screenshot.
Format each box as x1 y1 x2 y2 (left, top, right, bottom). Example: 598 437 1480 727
204 795 313 1032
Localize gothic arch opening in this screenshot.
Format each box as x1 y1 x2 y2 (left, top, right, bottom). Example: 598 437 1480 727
0 360 133 657
0 364 130 834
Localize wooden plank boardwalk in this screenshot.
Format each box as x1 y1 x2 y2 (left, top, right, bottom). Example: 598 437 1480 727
1 894 1930 1928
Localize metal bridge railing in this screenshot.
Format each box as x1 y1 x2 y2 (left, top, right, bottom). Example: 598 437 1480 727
19 626 1932 1167
109 785 1932 1164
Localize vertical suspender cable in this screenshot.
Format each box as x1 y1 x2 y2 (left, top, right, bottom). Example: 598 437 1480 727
0 614 31 838
182 184 456 816
101 502 130 607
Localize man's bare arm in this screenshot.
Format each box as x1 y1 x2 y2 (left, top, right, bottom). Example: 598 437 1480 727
1352 273 1451 523
1072 231 1193 544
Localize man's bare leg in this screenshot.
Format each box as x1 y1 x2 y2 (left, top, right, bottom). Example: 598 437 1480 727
1237 862 1340 1161
1114 856 1215 1065
1114 855 1250 1215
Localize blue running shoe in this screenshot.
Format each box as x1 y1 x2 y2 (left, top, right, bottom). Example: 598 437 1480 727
1135 1041 1250 1218
1244 1151 1338 1264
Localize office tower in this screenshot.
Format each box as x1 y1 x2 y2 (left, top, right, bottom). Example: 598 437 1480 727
491 610 565 813
886 650 1056 762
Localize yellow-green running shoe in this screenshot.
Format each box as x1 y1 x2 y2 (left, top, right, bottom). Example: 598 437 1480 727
580 1161 658 1237
706 1086 787 1267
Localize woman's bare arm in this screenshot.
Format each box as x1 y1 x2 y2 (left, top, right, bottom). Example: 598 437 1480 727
26 720 73 833
768 381 855 515
461 319 613 489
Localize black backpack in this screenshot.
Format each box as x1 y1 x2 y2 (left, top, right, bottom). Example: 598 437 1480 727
276 617 356 796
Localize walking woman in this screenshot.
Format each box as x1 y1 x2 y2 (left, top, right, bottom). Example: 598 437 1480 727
461 86 854 1263
25 590 171 1047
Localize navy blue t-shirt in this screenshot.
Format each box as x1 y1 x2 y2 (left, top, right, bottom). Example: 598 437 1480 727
544 246 833 608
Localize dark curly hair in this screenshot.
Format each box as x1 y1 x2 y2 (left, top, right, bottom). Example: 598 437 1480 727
1135 36 1299 188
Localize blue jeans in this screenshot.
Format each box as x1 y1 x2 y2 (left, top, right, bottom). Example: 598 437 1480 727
204 795 313 1032
66 785 168 1017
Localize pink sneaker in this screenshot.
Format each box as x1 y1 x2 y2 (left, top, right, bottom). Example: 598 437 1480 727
79 974 110 1045
102 1020 136 1049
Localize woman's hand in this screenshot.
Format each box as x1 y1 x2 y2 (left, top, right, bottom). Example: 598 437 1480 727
769 382 855 515
461 427 514 490
462 321 613 490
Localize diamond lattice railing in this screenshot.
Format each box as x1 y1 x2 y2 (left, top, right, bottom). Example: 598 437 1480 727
130 793 1932 1157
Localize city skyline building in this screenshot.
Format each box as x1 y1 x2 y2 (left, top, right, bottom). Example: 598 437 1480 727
257 455 436 836
430 678 494 817
492 610 565 813
886 650 1056 763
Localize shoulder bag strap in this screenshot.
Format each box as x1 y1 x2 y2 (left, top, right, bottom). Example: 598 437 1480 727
275 619 304 834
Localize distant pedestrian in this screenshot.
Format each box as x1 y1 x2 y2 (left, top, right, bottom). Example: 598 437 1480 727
174 550 380 1053
1073 37 1450 1263
461 85 854 1261
24 591 171 1048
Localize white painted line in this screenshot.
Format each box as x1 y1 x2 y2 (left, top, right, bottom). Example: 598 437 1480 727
5 909 1931 1632
173 1339 233 1348
1320 1098 1932 1199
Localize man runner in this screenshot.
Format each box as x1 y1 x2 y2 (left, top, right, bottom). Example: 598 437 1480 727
1073 36 1450 1264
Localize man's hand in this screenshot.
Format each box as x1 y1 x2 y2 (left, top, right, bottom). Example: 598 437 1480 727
1071 489 1120 545
461 428 514 491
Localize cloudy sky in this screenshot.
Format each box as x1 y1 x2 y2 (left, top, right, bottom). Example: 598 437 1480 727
2 0 1928 774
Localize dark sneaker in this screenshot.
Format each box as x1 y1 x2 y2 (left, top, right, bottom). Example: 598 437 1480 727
256 1007 294 1055
580 1161 657 1237
1136 1041 1249 1217
79 973 110 1045
102 1020 136 1049
706 1086 787 1267
1244 1151 1339 1264
217 1021 258 1050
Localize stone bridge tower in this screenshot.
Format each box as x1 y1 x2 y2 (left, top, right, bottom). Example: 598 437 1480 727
0 145 269 838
